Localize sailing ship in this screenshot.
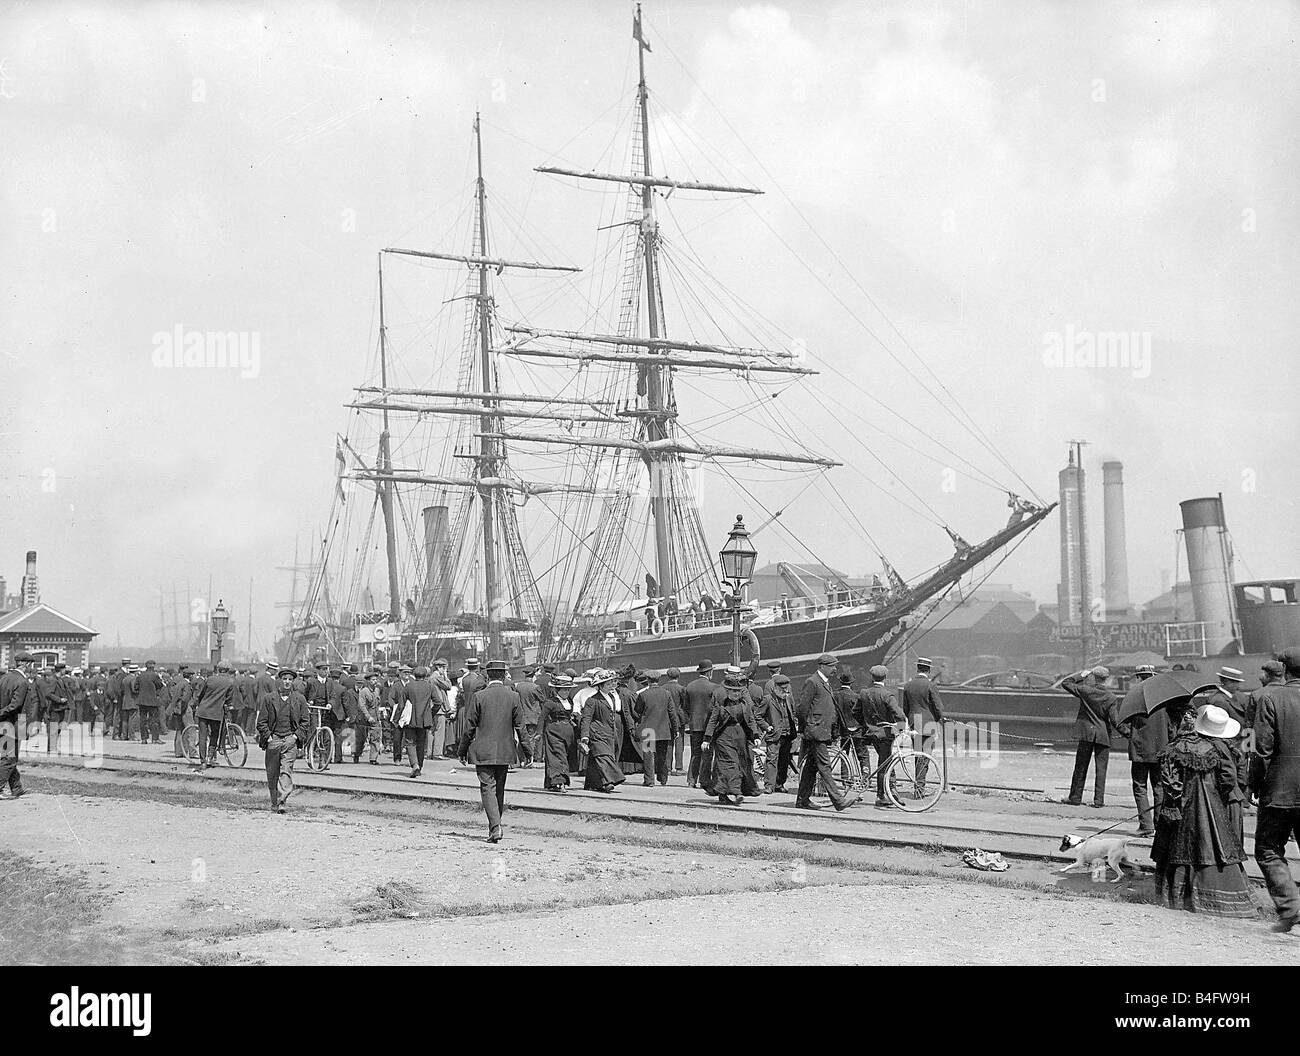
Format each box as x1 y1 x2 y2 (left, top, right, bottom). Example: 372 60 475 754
279 6 1056 681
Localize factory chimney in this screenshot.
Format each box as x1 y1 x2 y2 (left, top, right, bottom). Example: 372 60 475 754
19 550 39 609
1056 446 1092 629
1179 495 1240 655
1101 461 1130 617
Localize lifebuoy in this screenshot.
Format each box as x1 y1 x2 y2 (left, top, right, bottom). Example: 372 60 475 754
742 628 761 678
650 617 665 637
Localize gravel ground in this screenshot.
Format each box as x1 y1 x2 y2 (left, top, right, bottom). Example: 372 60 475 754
1 775 1291 966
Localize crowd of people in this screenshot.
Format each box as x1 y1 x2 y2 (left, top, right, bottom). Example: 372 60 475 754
1057 651 1300 931
4 643 1299 932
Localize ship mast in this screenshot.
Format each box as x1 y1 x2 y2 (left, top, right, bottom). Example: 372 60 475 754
634 5 674 601
376 253 403 628
472 113 505 660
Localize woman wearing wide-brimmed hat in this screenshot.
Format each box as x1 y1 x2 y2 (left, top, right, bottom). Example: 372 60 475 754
539 674 579 792
579 670 626 793
702 671 762 805
1152 703 1256 919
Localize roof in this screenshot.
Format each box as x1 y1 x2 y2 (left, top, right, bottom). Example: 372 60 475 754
0 603 99 637
930 599 1028 632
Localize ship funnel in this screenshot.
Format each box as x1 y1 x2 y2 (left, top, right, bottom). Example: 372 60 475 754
1101 461 1129 616
421 506 451 621
1179 495 1240 655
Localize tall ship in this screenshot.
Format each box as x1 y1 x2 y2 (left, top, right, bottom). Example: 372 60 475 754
279 7 1055 680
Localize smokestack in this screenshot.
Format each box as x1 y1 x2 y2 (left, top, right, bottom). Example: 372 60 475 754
19 550 38 609
1179 495 1239 655
421 506 451 621
1056 451 1091 626
1101 461 1130 617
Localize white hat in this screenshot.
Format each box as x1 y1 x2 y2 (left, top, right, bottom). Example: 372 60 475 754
1194 704 1241 740
1217 666 1244 683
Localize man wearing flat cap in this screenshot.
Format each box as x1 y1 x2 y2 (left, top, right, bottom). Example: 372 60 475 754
756 672 797 794
1060 666 1116 808
191 659 238 770
1252 648 1300 930
857 665 906 806
458 659 524 842
794 653 860 811
0 652 33 798
514 664 543 768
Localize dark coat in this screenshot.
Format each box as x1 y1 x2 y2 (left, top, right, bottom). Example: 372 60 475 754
756 686 795 741
902 674 944 723
856 684 905 738
796 672 837 743
1158 733 1245 867
1060 674 1114 744
459 682 523 765
684 675 718 729
703 698 761 797
1116 688 1169 763
0 669 29 723
135 669 166 708
833 685 858 734
1253 679 1300 809
120 672 139 712
35 673 69 717
257 690 309 744
579 690 625 788
514 679 543 725
396 678 436 730
539 690 577 784
193 672 237 722
633 684 681 744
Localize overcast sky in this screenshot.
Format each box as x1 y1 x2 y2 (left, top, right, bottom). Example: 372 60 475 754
2 0 1296 652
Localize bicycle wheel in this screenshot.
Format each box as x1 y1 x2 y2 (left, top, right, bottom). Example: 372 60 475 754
884 750 944 812
308 727 334 772
180 724 200 762
222 724 248 768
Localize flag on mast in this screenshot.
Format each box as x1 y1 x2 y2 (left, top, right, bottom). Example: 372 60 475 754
633 7 651 51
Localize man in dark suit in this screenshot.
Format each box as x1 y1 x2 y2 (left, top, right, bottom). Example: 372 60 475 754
684 660 718 789
902 657 946 794
1059 665 1116 807
757 673 797 794
857 664 906 807
0 652 33 798
794 653 860 811
119 663 140 741
458 659 524 843
257 667 308 813
634 670 680 787
513 665 543 767
36 664 71 753
191 660 238 769
663 667 686 774
105 659 128 740
1252 648 1300 932
395 666 435 776
135 659 166 745
1113 664 1167 835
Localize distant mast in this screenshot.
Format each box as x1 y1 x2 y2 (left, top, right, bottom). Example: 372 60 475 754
376 254 402 627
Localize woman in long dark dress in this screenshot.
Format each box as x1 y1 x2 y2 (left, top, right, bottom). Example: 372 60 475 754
539 674 578 792
702 677 762 805
579 671 626 793
1152 703 1256 919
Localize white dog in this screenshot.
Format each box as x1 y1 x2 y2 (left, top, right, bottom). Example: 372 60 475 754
1057 833 1136 883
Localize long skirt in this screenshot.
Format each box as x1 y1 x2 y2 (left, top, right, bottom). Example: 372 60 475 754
583 751 625 791
543 721 574 788
1154 862 1257 918
707 729 759 798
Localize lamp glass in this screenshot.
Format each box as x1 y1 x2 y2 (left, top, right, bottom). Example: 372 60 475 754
719 515 757 585
211 600 230 636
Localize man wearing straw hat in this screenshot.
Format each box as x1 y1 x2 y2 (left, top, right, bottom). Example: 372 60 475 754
1200 666 1251 795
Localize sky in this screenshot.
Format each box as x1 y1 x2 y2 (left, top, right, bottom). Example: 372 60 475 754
2 0 1297 653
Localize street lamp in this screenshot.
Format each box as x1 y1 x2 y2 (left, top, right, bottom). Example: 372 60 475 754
211 598 230 667
719 514 758 667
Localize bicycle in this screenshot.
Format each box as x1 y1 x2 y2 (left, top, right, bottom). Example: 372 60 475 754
801 726 945 812
181 706 248 768
305 703 335 772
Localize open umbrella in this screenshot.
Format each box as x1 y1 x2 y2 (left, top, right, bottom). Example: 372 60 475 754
1115 670 1218 724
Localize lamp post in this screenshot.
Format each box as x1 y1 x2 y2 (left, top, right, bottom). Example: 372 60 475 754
210 598 230 667
719 514 758 668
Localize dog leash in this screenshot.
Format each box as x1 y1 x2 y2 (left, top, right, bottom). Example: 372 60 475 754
1085 812 1141 839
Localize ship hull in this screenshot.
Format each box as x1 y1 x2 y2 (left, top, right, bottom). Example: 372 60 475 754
565 604 909 681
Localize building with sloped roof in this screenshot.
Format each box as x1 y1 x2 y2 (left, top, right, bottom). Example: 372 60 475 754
0 603 99 669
